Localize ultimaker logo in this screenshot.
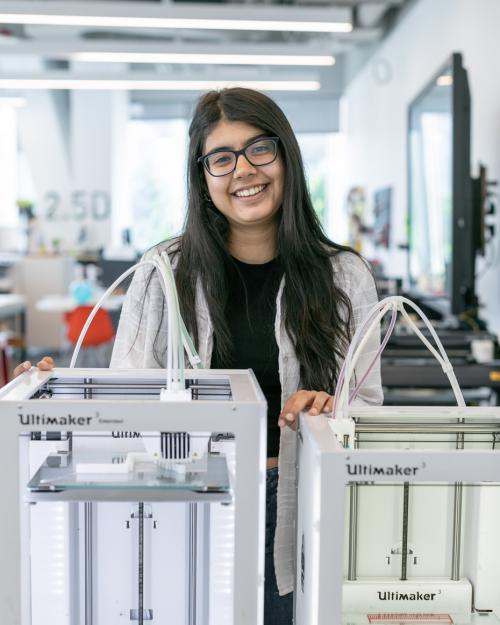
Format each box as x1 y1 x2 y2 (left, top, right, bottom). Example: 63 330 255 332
346 463 421 477
377 591 437 601
19 413 94 426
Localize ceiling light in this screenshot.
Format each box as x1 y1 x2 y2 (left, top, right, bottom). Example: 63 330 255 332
0 14 351 34
0 78 321 92
69 52 335 67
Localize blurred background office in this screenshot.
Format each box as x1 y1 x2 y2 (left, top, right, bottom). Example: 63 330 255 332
1 0 500 404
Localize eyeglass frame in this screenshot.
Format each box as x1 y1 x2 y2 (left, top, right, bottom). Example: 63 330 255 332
197 136 280 177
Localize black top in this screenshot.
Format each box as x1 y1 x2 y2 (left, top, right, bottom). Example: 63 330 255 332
211 256 283 457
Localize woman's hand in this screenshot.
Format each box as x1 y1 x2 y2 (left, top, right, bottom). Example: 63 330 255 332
278 390 334 431
13 356 55 378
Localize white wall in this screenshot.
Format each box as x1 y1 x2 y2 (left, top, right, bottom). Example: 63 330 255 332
341 0 500 331
17 91 72 250
70 90 128 249
15 89 128 251
0 105 18 228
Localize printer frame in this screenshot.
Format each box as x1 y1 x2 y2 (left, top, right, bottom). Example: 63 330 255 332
296 406 500 625
0 367 267 625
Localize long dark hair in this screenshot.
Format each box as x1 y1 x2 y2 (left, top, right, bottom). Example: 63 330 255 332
165 87 357 393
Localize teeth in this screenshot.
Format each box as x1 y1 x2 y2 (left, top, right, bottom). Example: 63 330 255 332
235 184 266 198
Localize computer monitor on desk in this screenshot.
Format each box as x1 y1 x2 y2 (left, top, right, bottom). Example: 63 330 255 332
99 257 138 290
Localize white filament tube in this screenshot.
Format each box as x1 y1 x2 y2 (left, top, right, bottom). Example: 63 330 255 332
69 255 197 396
333 295 465 419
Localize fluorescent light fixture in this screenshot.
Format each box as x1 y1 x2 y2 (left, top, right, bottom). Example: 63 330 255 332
0 79 321 92
70 52 336 67
0 96 26 107
436 75 453 86
0 13 351 33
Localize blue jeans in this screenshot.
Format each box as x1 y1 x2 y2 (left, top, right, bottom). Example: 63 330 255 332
265 467 294 625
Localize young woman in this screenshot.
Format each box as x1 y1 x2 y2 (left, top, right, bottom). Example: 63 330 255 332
111 88 383 622
16 87 382 624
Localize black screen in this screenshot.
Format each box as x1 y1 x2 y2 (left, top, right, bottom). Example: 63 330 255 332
408 53 474 316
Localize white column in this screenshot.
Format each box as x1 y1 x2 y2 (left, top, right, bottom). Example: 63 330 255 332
0 104 18 227
17 90 73 250
70 89 129 250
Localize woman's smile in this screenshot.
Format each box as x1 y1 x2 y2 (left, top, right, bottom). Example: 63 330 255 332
232 183 269 200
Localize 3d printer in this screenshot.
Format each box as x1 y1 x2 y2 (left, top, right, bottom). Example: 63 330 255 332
295 296 500 625
0 367 266 625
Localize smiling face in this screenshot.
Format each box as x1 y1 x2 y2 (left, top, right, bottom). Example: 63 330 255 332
202 119 285 231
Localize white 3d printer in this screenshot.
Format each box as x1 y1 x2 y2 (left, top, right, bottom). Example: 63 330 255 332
0 253 267 625
296 296 500 625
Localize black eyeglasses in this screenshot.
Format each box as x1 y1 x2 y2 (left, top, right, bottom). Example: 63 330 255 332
197 136 280 177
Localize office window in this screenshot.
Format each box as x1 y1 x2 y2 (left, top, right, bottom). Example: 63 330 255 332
297 133 335 230
126 119 188 251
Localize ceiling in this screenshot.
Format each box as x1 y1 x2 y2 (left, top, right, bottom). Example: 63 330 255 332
0 0 413 110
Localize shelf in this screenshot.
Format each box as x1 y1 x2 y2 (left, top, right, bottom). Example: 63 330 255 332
26 451 232 503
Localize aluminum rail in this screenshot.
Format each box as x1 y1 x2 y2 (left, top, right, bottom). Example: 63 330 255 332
42 383 231 390
451 423 465 581
401 482 410 581
354 422 500 434
347 434 360 581
347 483 359 581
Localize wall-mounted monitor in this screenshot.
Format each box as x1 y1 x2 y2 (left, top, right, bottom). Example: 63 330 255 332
407 52 476 317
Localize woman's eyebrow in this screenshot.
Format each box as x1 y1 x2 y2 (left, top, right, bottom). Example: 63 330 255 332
208 133 266 153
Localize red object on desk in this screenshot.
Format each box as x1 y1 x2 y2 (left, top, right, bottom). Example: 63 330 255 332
65 306 114 346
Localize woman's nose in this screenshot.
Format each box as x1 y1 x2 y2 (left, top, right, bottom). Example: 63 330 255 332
234 153 257 177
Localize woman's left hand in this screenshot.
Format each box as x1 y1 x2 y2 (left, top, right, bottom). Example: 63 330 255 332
278 390 334 431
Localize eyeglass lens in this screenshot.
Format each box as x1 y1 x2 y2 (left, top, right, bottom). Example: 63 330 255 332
205 138 277 176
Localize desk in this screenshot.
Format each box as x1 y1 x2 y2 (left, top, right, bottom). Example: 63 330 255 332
0 252 21 294
36 294 125 313
0 294 26 319
0 294 27 361
382 359 500 405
